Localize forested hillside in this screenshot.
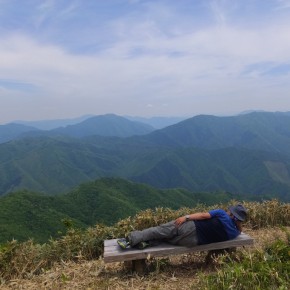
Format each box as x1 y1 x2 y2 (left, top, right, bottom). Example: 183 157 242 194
0 178 243 243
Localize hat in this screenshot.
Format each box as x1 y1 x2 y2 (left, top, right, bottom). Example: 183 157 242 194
229 204 247 221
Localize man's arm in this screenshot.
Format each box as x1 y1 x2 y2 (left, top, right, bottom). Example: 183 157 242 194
174 212 211 227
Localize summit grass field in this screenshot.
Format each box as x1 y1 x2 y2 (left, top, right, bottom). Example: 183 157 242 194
0 200 289 289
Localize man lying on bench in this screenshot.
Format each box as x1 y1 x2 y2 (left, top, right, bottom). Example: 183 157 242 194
117 204 247 250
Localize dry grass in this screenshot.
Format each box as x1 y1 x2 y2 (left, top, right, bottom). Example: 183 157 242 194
1 200 289 289
1 226 289 290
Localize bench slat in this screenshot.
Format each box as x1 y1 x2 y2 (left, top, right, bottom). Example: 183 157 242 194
103 233 254 263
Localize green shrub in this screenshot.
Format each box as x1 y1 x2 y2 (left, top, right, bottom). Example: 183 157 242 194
199 231 290 289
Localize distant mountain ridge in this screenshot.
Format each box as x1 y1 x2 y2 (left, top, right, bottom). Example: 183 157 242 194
0 114 155 143
51 114 154 137
13 115 94 130
125 116 187 129
1 111 290 199
0 123 39 143
13 115 186 130
143 112 290 156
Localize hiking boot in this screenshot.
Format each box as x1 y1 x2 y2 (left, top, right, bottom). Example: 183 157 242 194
117 238 130 249
136 241 150 249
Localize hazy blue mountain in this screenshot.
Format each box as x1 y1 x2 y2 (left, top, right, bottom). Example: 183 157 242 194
19 114 155 139
13 114 183 131
125 116 187 129
143 112 290 156
13 115 93 130
50 114 155 137
0 123 39 143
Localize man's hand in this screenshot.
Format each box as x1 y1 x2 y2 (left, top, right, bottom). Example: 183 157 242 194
174 216 186 227
174 212 211 227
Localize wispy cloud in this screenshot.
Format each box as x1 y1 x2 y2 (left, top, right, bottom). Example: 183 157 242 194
1 0 290 123
276 0 290 9
208 0 228 26
0 79 39 92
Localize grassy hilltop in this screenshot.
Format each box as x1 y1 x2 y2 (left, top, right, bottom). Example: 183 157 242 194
0 200 289 289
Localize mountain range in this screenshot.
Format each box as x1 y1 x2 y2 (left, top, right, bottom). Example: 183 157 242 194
0 114 155 143
0 123 39 144
0 111 290 200
1 114 184 142
143 112 290 154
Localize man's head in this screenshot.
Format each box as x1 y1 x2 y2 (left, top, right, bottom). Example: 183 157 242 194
229 204 247 222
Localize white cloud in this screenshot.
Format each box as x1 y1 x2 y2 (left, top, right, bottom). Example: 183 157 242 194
1 1 290 123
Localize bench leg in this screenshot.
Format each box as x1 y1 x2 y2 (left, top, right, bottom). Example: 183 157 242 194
124 260 133 271
132 259 146 274
205 247 236 264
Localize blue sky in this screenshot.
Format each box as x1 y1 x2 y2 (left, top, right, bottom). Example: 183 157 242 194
1 0 290 124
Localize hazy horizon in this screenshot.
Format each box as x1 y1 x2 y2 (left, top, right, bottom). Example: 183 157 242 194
3 109 289 127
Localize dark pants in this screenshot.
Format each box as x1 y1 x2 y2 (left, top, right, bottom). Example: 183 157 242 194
129 220 198 247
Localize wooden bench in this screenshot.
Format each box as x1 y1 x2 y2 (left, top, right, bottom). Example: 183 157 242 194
104 232 254 273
